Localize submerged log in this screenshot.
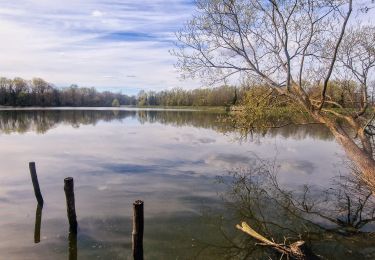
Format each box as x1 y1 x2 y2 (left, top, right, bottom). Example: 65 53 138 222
236 222 319 260
29 162 44 206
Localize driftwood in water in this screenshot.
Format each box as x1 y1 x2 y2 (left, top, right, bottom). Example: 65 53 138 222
29 162 44 206
64 177 78 233
132 200 144 260
236 222 319 260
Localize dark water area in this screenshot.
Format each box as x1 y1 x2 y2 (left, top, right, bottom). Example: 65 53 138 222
0 108 374 259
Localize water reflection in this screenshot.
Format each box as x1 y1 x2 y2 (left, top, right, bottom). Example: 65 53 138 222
68 231 77 260
0 109 333 140
0 109 355 259
205 160 375 259
0 109 223 134
34 204 42 243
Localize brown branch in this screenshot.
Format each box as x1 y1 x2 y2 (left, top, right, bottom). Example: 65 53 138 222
236 222 307 259
319 0 353 110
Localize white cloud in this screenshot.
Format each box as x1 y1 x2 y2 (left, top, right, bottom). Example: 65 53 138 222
91 10 104 17
0 0 199 92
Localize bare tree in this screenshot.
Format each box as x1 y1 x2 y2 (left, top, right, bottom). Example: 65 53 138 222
174 0 375 187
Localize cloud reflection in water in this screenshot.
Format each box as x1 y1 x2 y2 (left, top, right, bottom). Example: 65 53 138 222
0 109 347 259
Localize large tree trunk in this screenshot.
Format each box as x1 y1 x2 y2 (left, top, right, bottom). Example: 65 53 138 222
314 113 375 189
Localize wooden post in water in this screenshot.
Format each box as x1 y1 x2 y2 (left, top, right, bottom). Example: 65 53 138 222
64 177 78 233
29 162 44 206
132 200 144 260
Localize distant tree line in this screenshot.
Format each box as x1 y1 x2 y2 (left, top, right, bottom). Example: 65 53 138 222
0 77 244 107
136 85 242 106
0 77 136 107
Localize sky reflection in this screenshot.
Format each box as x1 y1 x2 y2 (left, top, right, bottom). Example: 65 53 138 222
0 109 350 259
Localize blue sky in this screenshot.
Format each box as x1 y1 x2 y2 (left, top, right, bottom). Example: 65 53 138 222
0 0 198 94
0 1 373 95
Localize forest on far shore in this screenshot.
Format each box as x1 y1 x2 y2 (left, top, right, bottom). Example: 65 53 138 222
0 77 240 107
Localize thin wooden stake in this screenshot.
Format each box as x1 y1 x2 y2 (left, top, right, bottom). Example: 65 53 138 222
64 177 78 233
132 200 144 260
29 162 44 206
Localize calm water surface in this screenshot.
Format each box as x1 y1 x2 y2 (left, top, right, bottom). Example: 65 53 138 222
0 108 374 259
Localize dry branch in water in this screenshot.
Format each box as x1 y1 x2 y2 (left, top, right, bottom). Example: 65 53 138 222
236 221 312 260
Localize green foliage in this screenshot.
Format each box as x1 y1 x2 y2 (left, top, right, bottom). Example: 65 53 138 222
111 98 120 107
137 90 148 106
308 80 360 109
136 85 243 107
226 86 312 133
17 92 28 106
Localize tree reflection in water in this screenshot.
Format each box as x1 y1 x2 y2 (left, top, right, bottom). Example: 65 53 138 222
0 109 333 141
197 159 375 259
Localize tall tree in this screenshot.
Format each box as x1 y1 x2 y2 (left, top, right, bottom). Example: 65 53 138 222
174 0 375 187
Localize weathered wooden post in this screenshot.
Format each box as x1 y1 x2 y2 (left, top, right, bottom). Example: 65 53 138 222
34 204 43 243
132 200 144 260
64 177 78 233
29 162 44 206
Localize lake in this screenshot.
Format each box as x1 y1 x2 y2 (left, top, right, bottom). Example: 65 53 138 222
0 108 374 259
